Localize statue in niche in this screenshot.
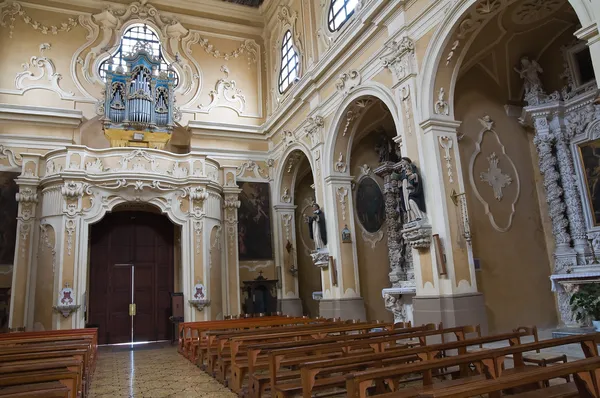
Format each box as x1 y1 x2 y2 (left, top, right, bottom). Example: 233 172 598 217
305 203 327 250
514 56 544 96
375 133 398 164
395 158 426 223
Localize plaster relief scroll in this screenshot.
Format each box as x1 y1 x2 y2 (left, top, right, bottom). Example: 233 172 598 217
15 43 75 99
469 116 520 232
198 66 246 116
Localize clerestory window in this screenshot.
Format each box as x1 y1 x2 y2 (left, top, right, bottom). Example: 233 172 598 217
99 24 178 86
278 30 299 94
328 0 359 32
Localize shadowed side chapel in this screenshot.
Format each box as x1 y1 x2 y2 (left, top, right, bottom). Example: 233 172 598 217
2 0 600 396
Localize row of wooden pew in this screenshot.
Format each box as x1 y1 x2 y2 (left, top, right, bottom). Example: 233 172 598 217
0 328 97 397
178 316 600 398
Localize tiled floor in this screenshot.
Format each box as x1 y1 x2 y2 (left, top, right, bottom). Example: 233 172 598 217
88 343 236 398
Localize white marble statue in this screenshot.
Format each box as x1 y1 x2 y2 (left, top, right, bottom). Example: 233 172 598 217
514 56 544 95
305 203 327 251
397 158 426 223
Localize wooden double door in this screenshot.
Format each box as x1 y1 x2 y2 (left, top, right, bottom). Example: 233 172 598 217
88 211 174 345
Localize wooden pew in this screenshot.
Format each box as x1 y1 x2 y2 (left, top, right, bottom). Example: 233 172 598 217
0 381 71 397
179 316 292 356
268 325 491 398
343 333 600 398
0 329 96 397
413 356 600 397
234 323 424 389
215 321 395 385
0 357 83 398
228 323 424 394
207 320 387 377
187 317 325 363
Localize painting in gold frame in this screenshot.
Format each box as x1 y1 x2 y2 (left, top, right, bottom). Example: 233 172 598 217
578 139 600 226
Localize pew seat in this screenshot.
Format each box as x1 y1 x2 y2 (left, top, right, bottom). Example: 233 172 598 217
0 381 70 397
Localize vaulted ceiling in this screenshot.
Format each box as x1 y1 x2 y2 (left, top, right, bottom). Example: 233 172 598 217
221 0 263 7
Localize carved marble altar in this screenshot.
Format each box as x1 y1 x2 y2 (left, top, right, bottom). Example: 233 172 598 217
375 141 431 324
520 47 600 326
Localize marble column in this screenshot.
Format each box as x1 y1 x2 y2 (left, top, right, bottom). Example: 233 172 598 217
273 204 302 316
10 154 42 330
532 132 572 254
374 162 405 286
552 122 589 259
223 188 241 316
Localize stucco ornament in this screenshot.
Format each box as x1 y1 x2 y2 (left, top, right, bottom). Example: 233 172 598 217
380 36 415 81
383 293 407 324
0 2 80 38
512 0 564 24
434 88 449 116
15 43 74 99
469 116 520 232
480 153 512 201
199 66 246 116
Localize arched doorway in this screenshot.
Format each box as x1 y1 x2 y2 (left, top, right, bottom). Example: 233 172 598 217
88 208 175 344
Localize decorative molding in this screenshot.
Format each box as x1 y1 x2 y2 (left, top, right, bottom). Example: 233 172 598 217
281 130 296 147
282 213 292 240
336 187 349 221
480 152 513 201
281 188 291 204
380 36 415 81
445 0 517 66
0 145 22 167
342 98 373 137
469 116 520 232
512 0 563 24
334 152 347 173
236 160 270 181
39 223 57 274
15 43 75 99
438 136 454 183
362 229 384 249
304 116 324 148
335 69 361 96
434 87 449 116
239 261 271 273
193 34 258 64
400 86 413 136
0 2 79 39
198 65 246 116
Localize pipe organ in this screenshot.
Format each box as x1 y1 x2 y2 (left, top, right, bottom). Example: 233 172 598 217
102 43 176 150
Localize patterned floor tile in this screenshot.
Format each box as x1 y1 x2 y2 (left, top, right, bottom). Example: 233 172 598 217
88 344 236 398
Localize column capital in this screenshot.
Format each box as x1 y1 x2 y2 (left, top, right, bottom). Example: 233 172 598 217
273 204 297 212
323 174 353 185
419 118 462 133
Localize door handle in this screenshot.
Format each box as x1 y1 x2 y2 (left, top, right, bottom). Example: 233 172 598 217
129 303 136 316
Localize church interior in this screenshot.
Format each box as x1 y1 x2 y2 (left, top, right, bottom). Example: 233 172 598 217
2 0 600 396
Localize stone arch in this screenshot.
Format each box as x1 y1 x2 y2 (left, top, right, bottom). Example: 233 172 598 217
418 0 595 122
324 84 401 177
274 144 315 205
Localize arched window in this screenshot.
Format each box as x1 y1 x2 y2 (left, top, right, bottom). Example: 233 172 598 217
328 0 359 32
99 24 178 86
278 30 299 94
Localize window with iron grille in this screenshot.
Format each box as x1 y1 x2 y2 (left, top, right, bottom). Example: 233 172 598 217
278 30 299 94
99 24 179 86
328 0 359 32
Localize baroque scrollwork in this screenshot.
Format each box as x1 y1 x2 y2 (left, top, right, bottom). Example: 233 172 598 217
15 43 75 99
335 70 361 96
380 36 415 81
199 65 246 116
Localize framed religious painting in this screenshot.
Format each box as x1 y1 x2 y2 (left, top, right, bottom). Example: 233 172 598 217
355 176 385 233
237 182 274 260
578 139 600 226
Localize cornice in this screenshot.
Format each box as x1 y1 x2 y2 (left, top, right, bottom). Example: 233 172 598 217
0 104 83 128
188 120 265 139
19 0 264 36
